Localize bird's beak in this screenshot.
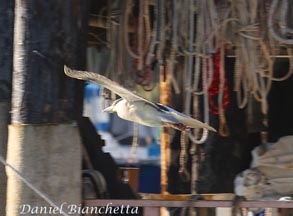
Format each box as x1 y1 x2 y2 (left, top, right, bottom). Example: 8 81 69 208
103 105 114 113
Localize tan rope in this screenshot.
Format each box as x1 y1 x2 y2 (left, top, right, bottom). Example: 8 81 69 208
130 122 139 160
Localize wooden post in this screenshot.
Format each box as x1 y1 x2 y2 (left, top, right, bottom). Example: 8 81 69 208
6 1 87 215
160 65 172 216
0 1 14 215
160 65 172 194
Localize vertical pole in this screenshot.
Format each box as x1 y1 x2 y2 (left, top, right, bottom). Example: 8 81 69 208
160 64 172 216
0 1 14 215
6 1 87 215
160 65 172 195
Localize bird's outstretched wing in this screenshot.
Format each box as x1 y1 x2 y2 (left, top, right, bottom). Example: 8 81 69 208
156 103 216 132
64 65 216 132
64 65 152 103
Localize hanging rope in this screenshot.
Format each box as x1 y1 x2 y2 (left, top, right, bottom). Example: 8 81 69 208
184 0 213 144
129 122 139 161
218 42 230 137
208 49 230 115
268 0 293 44
98 0 293 138
179 131 190 182
168 0 181 94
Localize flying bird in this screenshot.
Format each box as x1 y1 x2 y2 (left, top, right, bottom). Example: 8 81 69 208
64 65 216 132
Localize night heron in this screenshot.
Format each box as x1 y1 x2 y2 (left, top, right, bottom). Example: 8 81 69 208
64 65 216 132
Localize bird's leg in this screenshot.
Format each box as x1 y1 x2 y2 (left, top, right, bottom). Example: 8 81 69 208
165 122 191 131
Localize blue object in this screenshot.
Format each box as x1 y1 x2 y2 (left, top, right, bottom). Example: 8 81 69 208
148 141 160 158
84 83 110 131
85 83 101 100
138 165 161 193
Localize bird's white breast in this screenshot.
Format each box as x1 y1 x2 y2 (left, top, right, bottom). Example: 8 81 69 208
115 100 162 127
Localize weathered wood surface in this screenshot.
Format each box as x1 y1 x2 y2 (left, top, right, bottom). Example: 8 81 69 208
0 0 14 102
0 1 14 215
6 1 88 216
12 0 87 124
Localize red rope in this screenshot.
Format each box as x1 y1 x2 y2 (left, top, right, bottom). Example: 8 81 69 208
208 49 230 114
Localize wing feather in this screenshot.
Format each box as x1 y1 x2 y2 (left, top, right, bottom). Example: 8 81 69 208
64 65 151 103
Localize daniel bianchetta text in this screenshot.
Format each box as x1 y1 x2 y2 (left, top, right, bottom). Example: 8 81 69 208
19 203 139 215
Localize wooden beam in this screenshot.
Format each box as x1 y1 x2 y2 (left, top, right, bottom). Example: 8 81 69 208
0 1 14 215
84 199 293 208
159 65 172 195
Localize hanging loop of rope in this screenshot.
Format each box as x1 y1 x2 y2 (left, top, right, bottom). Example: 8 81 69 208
179 131 191 182
268 0 293 44
130 122 139 161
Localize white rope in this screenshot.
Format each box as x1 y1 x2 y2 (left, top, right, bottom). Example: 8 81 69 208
130 122 139 159
179 131 190 181
157 0 165 64
192 0 204 94
124 0 140 59
143 0 151 49
103 0 293 136
188 53 210 144
184 0 209 144
218 42 229 136
268 0 293 44
230 1 274 114
270 48 293 81
184 0 195 113
145 1 158 66
138 0 144 71
168 0 181 94
0 155 70 216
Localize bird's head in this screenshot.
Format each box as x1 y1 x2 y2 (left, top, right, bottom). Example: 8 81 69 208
102 98 122 113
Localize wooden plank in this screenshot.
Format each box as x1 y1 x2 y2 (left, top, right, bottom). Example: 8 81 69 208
139 193 234 200
84 199 293 208
144 207 160 216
